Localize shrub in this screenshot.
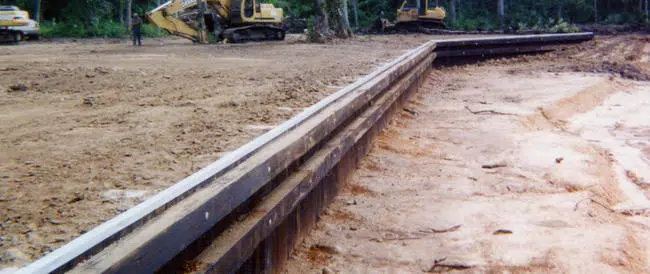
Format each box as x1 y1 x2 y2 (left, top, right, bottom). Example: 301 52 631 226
141 24 168 37
604 13 642 24
40 21 88 38
452 17 493 31
40 20 167 38
548 20 579 33
90 21 127 37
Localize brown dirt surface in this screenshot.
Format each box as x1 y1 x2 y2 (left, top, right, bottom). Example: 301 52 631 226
477 34 650 81
285 34 650 273
1 33 648 270
0 34 440 267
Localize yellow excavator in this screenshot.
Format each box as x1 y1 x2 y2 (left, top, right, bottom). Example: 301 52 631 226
395 0 446 30
0 5 31 42
377 0 446 32
147 0 285 43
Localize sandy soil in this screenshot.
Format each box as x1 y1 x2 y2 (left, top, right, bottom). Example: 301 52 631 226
1 33 648 269
0 34 439 267
285 35 650 273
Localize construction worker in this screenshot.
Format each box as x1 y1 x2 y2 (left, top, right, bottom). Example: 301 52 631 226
132 13 143 47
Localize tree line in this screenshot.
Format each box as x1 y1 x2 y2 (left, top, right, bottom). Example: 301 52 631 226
0 0 648 37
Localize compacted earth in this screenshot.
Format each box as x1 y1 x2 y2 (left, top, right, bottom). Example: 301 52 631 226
0 33 648 270
284 34 650 272
0 34 437 267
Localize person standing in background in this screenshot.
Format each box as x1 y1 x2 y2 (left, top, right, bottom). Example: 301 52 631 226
132 13 143 46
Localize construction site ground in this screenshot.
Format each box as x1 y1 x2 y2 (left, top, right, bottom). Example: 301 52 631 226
0 33 649 270
0 34 442 267
285 34 650 272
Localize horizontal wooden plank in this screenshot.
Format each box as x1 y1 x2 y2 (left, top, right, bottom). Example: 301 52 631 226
66 42 437 273
435 44 556 57
21 39 436 274
194 52 436 273
19 33 596 274
434 32 593 48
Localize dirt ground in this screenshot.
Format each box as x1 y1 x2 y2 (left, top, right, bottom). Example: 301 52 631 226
0 34 439 267
1 33 648 269
284 35 650 273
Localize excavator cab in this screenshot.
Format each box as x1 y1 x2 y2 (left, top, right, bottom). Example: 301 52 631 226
244 0 254 18
398 0 427 16
416 0 426 16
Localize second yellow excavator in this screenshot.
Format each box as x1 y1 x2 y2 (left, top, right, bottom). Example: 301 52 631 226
395 0 446 30
147 0 285 43
376 0 446 33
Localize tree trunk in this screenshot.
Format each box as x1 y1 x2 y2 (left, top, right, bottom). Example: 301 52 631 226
594 0 598 23
497 0 505 27
337 0 352 37
645 0 648 22
33 0 41 23
119 0 124 24
640 0 643 14
198 0 207 43
127 0 132 32
451 0 457 24
557 0 563 22
351 0 358 27
313 0 329 37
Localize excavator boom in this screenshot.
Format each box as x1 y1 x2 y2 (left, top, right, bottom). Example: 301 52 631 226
146 0 284 43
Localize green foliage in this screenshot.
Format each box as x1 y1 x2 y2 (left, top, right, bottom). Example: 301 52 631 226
40 20 166 38
4 0 648 38
141 23 168 37
452 17 494 31
356 0 397 27
40 21 89 38
268 0 314 18
604 13 643 24
91 21 127 37
548 19 580 33
306 22 322 42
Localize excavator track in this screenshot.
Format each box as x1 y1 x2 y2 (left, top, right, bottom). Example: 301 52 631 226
223 24 285 43
392 19 447 33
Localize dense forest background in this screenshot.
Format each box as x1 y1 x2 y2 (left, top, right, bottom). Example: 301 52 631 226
0 0 648 37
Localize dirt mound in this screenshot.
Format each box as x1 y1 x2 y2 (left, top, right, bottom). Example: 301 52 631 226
469 34 650 82
568 61 650 81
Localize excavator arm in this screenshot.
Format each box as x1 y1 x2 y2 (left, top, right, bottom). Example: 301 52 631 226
146 0 230 42
147 0 284 43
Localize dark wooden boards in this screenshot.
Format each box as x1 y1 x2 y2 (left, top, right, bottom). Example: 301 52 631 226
194 52 436 273
19 33 594 274
62 41 436 273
